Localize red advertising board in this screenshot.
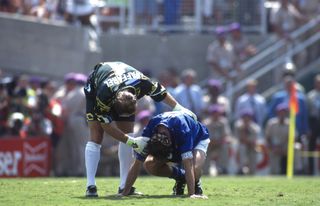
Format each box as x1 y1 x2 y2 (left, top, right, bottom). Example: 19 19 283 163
0 137 51 177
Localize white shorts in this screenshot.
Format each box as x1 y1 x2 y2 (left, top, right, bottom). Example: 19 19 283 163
194 138 210 153
181 139 210 160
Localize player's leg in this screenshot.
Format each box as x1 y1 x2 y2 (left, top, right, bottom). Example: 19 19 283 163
193 149 206 180
115 121 137 194
193 138 210 195
85 120 104 197
144 156 186 195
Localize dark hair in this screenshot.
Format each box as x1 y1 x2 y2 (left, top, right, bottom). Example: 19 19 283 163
113 89 137 116
146 133 172 160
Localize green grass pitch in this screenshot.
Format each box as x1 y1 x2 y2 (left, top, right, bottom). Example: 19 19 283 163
0 176 319 206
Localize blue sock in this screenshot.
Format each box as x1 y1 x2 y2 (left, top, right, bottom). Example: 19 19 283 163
170 166 185 181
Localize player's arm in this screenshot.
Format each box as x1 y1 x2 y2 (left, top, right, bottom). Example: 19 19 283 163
182 155 195 196
100 122 128 143
162 92 179 108
121 159 143 196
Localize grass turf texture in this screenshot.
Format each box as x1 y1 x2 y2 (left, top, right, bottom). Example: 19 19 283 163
0 176 319 206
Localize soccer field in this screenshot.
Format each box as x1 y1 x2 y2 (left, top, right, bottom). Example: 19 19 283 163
0 176 319 206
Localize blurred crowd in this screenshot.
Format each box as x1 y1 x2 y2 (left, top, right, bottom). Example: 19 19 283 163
0 0 319 32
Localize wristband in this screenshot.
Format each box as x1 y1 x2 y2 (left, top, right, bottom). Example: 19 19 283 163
126 136 138 149
173 103 184 111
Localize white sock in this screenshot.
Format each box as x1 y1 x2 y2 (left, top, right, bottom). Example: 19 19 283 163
118 133 134 189
85 141 101 187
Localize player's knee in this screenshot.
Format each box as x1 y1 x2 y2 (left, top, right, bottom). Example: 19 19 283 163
193 150 206 170
144 158 160 175
88 122 104 144
144 160 155 174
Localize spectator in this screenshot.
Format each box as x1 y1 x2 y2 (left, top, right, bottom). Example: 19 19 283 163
64 0 94 27
0 0 17 13
136 96 155 115
7 112 25 137
280 62 305 92
234 79 267 130
270 0 305 40
265 103 289 174
30 0 52 19
55 73 88 176
134 109 152 136
135 0 157 25
42 80 64 175
203 79 230 117
203 104 232 175
174 69 205 120
207 26 241 81
155 68 180 115
163 0 181 25
27 76 42 109
267 73 308 139
293 0 320 20
307 74 320 175
22 0 40 15
21 109 53 137
11 75 30 116
0 83 9 136
234 109 260 175
228 22 257 62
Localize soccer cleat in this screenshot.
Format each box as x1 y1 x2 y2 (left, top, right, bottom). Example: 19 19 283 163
118 187 143 195
86 185 98 197
195 180 203 195
172 179 186 195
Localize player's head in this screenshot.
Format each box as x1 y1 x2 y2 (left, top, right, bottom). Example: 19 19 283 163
113 87 137 117
147 125 172 160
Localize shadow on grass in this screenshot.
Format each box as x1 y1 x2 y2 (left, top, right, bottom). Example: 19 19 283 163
74 194 187 200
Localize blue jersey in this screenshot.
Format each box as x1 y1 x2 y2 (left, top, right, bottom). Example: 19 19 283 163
136 111 209 163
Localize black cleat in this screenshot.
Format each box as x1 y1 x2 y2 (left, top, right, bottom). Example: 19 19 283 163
195 180 203 195
86 185 98 197
172 179 186 195
118 187 143 195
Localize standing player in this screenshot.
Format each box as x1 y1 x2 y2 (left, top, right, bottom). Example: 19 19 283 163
84 62 195 197
120 111 209 199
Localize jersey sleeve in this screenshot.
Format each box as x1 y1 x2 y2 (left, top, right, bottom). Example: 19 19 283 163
141 76 167 102
96 113 113 124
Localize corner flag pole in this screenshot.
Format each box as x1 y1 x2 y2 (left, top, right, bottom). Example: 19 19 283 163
287 83 298 179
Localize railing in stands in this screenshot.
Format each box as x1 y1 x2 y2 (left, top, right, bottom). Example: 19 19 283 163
94 0 267 33
231 18 320 99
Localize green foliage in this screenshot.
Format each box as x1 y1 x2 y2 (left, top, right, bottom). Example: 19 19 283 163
0 176 319 206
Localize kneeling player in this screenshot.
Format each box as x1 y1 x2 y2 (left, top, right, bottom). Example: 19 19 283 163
120 111 209 199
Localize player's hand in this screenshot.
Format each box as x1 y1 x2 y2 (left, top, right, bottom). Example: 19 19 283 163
173 104 197 121
190 194 208 199
126 136 149 154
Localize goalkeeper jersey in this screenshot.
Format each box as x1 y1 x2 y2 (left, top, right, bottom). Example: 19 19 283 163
84 62 167 123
